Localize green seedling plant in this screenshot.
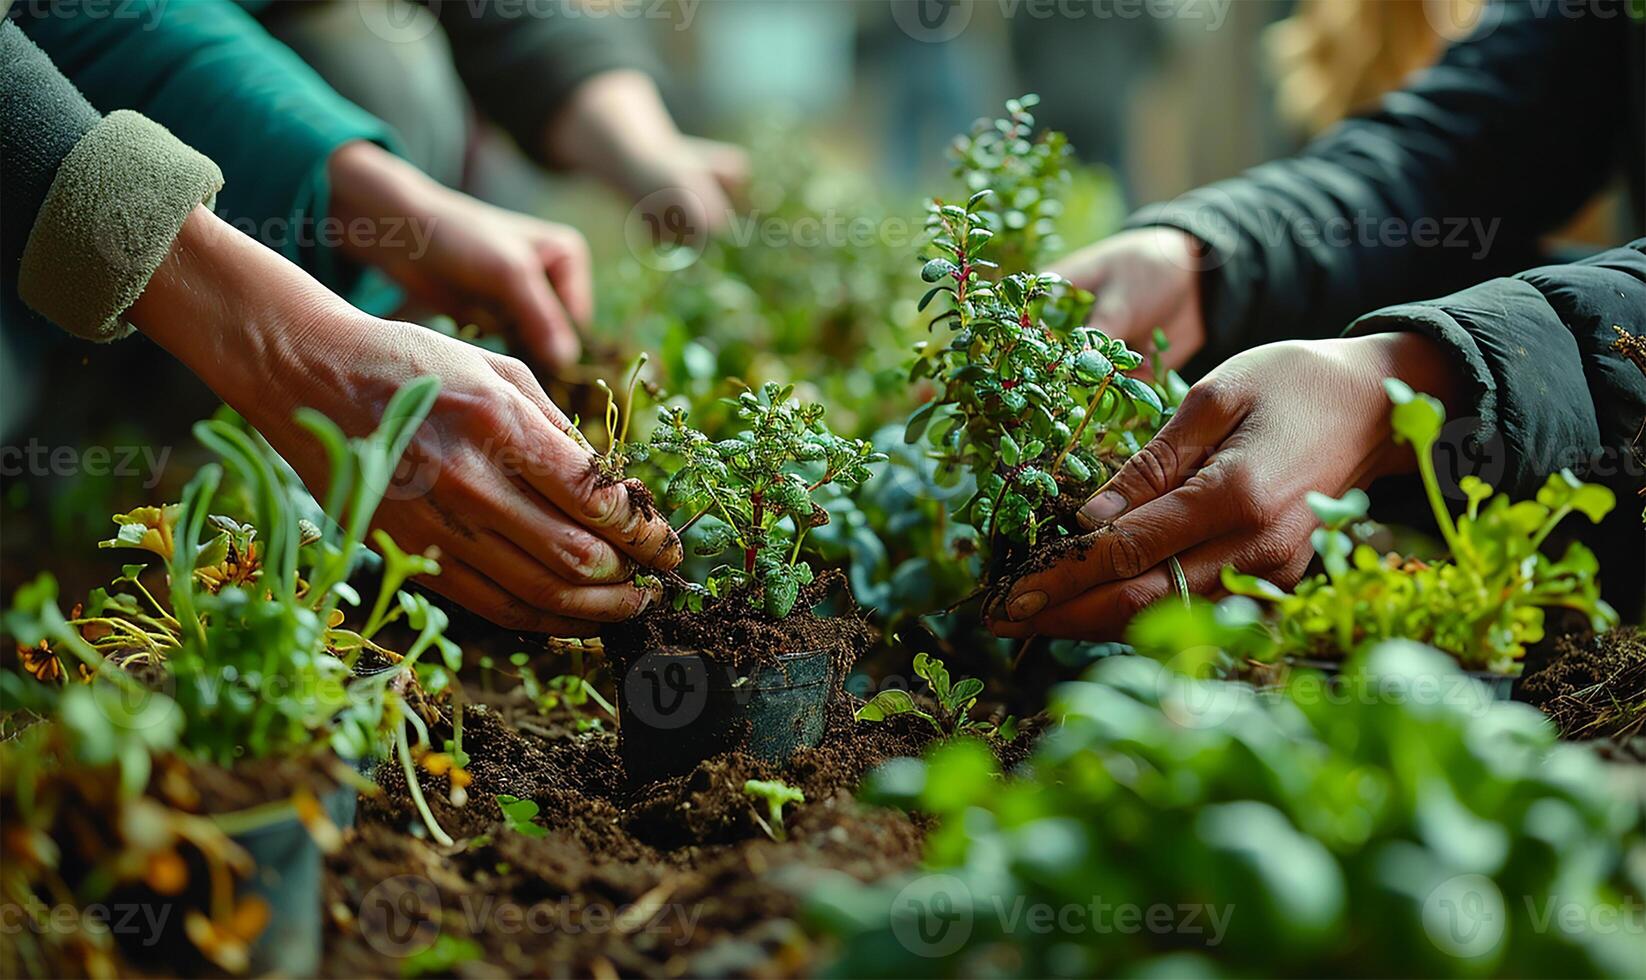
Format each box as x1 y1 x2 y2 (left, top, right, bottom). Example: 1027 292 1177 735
743 779 804 841
905 97 1181 575
1223 380 1618 674
494 794 548 839
855 652 1012 739
3 377 471 846
638 382 887 618
820 643 1644 977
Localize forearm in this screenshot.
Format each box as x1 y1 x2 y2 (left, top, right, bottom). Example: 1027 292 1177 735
128 205 368 427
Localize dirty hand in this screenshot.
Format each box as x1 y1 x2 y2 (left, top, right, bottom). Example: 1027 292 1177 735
1048 226 1208 370
988 333 1461 641
329 141 592 370
134 208 677 635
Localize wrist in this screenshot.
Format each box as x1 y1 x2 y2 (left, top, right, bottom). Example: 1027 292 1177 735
128 206 370 417
1352 330 1467 479
328 140 446 263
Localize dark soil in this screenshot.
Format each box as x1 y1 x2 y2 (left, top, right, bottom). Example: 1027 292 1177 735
329 663 1037 977
603 569 875 676
1520 626 1646 742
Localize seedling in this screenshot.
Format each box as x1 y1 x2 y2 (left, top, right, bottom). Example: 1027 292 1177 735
905 97 1178 575
592 353 651 484
743 779 804 841
1222 380 1618 673
855 652 1012 738
495 794 548 839
639 382 887 618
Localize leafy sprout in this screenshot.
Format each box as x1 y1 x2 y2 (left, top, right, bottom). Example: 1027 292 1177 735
743 778 804 841
855 652 1012 739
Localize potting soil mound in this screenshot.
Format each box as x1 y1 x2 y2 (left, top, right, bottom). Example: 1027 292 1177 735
328 681 1037 976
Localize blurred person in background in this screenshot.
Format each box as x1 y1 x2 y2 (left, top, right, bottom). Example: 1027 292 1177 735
992 0 1645 639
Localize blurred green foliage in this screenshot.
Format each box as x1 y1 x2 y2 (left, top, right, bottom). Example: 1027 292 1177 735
811 643 1646 977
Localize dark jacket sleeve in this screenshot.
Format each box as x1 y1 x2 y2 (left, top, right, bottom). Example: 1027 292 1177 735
425 0 664 164
1349 241 1646 615
1125 1 1630 363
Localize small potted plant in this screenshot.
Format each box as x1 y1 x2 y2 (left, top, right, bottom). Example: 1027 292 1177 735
905 96 1183 606
2 377 471 974
602 381 887 781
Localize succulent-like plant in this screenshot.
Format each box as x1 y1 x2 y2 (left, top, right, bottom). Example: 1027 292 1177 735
638 382 887 618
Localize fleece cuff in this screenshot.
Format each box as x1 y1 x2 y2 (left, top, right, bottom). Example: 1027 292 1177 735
18 110 224 343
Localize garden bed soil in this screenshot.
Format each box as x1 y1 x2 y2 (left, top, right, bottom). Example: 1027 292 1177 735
331 671 1039 976
1520 626 1646 742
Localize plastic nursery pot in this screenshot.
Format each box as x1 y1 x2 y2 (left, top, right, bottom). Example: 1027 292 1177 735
225 778 357 977
618 647 831 783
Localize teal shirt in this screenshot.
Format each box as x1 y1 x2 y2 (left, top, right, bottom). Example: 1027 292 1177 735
18 0 402 313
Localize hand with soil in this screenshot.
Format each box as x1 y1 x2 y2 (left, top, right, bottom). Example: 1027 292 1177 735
1048 226 1208 370
988 333 1461 641
132 207 680 635
329 141 593 371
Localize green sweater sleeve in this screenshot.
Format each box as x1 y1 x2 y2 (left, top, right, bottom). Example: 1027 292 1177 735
16 0 401 310
1 22 223 342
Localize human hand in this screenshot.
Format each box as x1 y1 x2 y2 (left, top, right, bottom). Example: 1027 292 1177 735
543 70 748 244
1048 226 1207 370
988 333 1462 641
329 141 592 370
133 208 678 635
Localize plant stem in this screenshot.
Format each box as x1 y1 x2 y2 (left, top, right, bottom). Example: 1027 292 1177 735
1049 371 1115 480
395 717 454 847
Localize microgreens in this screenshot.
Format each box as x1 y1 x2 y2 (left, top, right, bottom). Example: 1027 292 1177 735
855 652 1012 739
742 778 804 841
1222 380 1618 673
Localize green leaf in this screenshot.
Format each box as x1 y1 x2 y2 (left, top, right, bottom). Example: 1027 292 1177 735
1384 377 1444 450
496 794 547 838
1116 376 1163 416
1073 349 1114 385
904 400 937 444
854 689 919 722
1306 489 1370 530
921 258 958 283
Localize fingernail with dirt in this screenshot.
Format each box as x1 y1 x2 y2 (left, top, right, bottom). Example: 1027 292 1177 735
1007 589 1047 621
1078 490 1127 529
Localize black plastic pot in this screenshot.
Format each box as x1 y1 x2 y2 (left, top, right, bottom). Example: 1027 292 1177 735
618 647 830 782
231 776 359 976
